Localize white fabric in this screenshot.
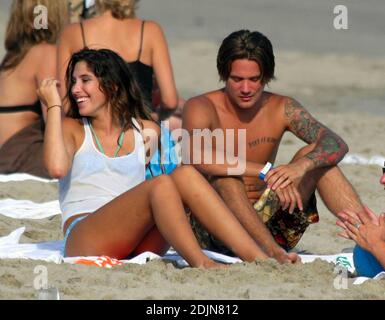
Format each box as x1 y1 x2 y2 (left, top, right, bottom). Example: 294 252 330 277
0 173 55 183
1 227 384 285
0 227 63 264
59 118 146 229
300 253 355 273
341 153 385 166
0 199 60 220
85 0 96 9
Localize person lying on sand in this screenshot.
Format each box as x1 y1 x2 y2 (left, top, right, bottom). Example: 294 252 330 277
337 168 385 277
182 29 365 264
37 48 281 268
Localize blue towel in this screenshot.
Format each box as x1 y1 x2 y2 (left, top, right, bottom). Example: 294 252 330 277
353 245 385 278
145 126 179 179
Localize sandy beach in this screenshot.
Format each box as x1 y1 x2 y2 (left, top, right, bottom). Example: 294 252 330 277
0 1 385 299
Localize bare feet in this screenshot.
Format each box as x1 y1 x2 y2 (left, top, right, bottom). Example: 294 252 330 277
273 249 301 264
195 259 229 269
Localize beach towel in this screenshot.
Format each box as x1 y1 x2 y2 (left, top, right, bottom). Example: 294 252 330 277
341 153 385 166
0 173 55 183
1 226 384 285
0 199 60 220
145 125 179 179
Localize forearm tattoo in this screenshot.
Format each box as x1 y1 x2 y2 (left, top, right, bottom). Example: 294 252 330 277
284 98 348 167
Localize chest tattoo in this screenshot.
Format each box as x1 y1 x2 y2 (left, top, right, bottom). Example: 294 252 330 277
248 136 277 148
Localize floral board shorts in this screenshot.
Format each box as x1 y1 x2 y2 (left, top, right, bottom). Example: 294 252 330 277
189 190 319 255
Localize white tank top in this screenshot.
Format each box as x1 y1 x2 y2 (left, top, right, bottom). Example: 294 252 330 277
59 117 146 229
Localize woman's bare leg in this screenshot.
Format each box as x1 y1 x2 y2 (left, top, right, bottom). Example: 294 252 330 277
170 166 268 261
131 226 169 257
65 175 221 268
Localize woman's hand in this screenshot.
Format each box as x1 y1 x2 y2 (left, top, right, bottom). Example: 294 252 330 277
336 206 385 253
37 78 62 108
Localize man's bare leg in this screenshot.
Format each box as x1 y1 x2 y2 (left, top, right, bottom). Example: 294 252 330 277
292 144 364 216
210 176 298 263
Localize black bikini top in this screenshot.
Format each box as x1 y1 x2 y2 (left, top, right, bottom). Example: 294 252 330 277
80 20 153 104
0 100 42 115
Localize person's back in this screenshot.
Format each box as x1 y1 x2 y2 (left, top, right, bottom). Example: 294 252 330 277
0 44 55 146
0 0 68 177
58 1 179 123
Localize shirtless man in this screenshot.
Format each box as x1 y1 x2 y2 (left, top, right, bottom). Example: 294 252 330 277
182 29 364 264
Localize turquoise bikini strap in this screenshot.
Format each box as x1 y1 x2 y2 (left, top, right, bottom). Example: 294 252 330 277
113 131 125 157
89 122 105 154
89 122 125 157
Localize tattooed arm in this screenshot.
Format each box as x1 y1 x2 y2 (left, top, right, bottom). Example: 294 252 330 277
265 97 348 194
284 97 348 168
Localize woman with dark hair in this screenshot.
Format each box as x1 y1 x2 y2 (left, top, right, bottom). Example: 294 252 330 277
37 48 269 268
0 0 69 177
58 0 183 130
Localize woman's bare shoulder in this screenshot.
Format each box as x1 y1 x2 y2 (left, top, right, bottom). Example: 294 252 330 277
59 22 82 45
143 20 165 38
61 22 82 36
139 119 161 135
62 117 83 132
62 117 84 141
27 43 57 59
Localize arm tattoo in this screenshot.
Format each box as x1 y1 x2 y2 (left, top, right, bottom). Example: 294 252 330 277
284 98 348 167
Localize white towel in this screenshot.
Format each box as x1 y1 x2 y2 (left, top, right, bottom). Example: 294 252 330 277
341 153 385 166
0 173 56 183
0 199 61 219
1 227 384 285
0 227 63 264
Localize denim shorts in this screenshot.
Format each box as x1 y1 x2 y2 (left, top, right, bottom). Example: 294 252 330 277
62 215 89 257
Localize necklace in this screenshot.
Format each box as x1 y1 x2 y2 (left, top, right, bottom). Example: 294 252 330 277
89 122 125 157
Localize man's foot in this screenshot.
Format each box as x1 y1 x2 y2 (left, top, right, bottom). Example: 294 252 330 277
194 258 228 269
272 249 301 264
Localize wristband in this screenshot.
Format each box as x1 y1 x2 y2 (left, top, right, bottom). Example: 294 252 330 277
47 104 62 111
258 162 273 180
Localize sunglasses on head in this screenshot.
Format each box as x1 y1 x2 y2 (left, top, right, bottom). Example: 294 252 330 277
383 161 385 174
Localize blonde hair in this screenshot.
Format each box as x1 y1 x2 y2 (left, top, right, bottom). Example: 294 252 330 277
0 0 69 71
96 0 139 19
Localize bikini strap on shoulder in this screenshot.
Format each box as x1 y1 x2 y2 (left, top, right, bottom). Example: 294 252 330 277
137 20 146 61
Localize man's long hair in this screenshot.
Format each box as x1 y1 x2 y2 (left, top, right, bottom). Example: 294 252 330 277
217 29 275 84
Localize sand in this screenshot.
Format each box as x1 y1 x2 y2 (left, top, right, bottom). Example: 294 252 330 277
0 0 385 300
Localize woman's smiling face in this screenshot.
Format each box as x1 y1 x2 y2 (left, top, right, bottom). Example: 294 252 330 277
70 61 108 116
